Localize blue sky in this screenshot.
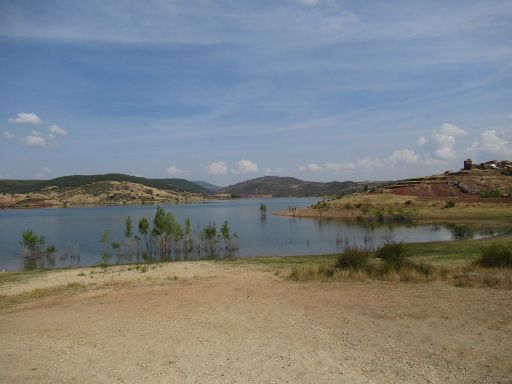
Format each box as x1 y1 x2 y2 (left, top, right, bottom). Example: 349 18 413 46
0 0 511 185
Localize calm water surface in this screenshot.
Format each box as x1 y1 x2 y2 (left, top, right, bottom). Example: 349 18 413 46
0 198 494 271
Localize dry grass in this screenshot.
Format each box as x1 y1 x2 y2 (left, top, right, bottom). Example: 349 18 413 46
288 262 512 289
0 282 87 309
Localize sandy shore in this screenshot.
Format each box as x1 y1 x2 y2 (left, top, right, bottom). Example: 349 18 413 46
1 262 511 383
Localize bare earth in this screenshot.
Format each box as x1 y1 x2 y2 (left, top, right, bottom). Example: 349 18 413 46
1 262 511 383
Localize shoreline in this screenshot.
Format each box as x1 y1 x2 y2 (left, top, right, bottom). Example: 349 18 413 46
2 232 511 274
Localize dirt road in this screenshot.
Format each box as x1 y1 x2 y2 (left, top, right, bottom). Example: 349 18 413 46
0 263 511 383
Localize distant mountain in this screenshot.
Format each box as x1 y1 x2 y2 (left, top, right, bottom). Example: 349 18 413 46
221 176 372 197
192 180 223 193
0 173 212 195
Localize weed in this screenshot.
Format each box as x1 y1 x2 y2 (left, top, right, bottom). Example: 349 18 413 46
335 247 371 271
478 242 512 267
376 241 408 271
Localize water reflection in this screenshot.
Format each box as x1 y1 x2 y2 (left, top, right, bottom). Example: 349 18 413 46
0 198 508 271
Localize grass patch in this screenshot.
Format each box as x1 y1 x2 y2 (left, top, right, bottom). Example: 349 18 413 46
288 237 512 289
0 269 47 287
478 242 512 267
0 282 86 309
335 247 370 270
376 242 408 271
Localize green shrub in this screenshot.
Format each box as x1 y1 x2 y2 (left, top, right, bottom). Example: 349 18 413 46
449 224 474 240
19 229 46 256
445 201 455 208
335 247 371 270
478 243 512 268
376 241 408 271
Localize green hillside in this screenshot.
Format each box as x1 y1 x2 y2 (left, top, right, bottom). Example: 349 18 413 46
222 176 373 197
0 174 212 195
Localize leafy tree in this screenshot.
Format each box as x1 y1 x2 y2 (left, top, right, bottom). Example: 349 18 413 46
124 216 133 238
260 203 267 219
152 206 176 236
46 244 57 256
203 222 218 254
19 229 46 257
100 229 111 260
111 241 121 258
184 217 192 252
220 220 230 250
138 217 150 253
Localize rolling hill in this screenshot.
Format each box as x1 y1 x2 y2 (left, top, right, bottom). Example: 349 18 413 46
221 176 376 197
192 180 223 193
0 174 212 195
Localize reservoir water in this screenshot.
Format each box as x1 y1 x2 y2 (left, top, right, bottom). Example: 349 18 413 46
0 198 495 271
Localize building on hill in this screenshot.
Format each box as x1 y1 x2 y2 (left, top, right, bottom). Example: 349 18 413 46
463 159 473 170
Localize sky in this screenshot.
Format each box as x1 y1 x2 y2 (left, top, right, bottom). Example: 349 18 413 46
0 0 511 186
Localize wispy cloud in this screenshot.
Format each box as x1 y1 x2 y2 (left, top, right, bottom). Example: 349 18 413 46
8 112 42 124
231 159 258 174
48 124 67 135
206 161 228 175
299 163 323 172
21 135 47 147
2 130 15 140
165 165 183 176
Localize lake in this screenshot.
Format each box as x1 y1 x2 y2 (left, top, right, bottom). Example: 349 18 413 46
0 198 496 271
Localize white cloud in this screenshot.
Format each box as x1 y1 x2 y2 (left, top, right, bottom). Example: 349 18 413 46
386 149 419 165
435 146 456 159
165 165 183 176
417 135 427 146
431 123 466 159
21 135 47 147
469 130 512 157
20 129 60 148
2 130 15 140
356 157 377 171
296 0 321 5
299 163 322 172
232 159 259 174
439 123 466 136
206 161 228 175
8 113 42 124
48 124 67 135
323 162 355 172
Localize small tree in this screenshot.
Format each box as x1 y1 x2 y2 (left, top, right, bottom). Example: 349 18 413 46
19 229 46 257
203 222 218 255
138 217 150 253
100 229 111 262
220 220 231 252
260 203 267 219
124 216 133 238
184 218 192 253
111 241 121 258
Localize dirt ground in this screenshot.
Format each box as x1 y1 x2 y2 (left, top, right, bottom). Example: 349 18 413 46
0 262 511 383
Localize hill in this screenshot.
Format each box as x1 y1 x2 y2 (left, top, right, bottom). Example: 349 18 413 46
275 161 512 221
0 180 208 209
0 173 211 195
221 176 377 197
192 180 223 193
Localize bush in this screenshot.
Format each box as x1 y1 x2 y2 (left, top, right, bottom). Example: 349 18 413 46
478 243 512 268
19 229 46 257
335 247 371 270
376 241 408 271
445 201 455 208
449 224 474 240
